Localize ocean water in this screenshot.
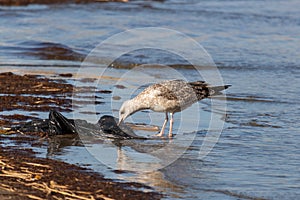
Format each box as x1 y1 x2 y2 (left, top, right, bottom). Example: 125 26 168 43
0 0 300 199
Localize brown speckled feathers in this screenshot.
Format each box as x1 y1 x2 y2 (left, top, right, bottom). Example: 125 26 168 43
133 80 230 113
118 79 231 137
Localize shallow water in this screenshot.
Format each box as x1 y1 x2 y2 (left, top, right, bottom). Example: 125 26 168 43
1 0 300 199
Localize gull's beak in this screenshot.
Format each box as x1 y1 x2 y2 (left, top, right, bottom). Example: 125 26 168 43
117 118 123 126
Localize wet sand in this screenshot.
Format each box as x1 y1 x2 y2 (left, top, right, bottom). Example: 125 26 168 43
0 72 162 199
0 72 104 130
0 136 162 200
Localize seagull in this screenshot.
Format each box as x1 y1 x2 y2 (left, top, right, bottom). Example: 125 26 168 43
118 79 230 138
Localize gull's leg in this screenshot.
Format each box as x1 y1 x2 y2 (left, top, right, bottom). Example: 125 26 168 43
168 112 174 138
155 112 168 137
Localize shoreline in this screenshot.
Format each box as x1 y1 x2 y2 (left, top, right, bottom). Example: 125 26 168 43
0 135 162 200
0 72 163 199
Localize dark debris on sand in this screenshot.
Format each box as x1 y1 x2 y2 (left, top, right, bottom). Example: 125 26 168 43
0 72 163 199
0 137 162 200
0 72 105 127
0 72 73 96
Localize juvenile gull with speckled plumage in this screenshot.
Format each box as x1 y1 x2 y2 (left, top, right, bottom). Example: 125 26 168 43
118 79 230 137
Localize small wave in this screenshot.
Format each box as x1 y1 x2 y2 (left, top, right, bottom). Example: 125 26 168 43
242 120 282 129
0 40 86 64
203 188 268 200
226 96 274 103
109 48 191 69
225 113 283 129
18 40 86 61
224 94 288 104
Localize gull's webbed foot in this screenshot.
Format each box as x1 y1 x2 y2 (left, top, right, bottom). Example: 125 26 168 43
154 130 165 137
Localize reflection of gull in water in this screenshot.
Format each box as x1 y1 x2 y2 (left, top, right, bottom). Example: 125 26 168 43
116 148 184 194
118 79 230 137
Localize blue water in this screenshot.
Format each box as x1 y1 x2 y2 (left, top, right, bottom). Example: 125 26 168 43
0 0 300 199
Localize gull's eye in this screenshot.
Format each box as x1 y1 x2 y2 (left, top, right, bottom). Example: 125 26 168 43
120 111 125 115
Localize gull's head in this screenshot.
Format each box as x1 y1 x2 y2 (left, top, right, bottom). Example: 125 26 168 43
118 100 132 126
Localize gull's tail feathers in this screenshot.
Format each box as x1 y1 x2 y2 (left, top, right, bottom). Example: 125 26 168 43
207 85 231 96
189 81 231 100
